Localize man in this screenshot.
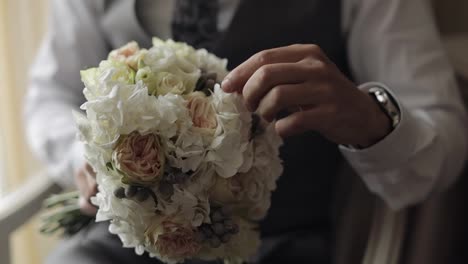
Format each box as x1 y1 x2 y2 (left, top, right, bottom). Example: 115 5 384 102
25 0 467 263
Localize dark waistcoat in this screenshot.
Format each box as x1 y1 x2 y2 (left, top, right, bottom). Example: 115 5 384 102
216 0 349 238
100 0 348 239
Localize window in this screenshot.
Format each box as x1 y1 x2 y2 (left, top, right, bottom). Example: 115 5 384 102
0 1 54 264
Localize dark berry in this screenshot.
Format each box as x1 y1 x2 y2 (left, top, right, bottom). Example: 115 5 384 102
114 187 126 199
125 186 138 198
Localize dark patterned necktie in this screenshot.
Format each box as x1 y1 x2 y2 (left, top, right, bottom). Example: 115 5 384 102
171 0 220 51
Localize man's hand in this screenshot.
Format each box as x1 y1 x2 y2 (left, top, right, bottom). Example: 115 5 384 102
222 44 392 147
75 163 98 216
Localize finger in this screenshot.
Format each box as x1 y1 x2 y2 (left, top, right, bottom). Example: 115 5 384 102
85 163 96 178
75 169 88 197
222 44 322 92
257 83 327 122
84 167 97 187
275 107 329 138
91 182 98 196
79 196 98 216
83 171 98 202
242 62 318 111
82 165 96 187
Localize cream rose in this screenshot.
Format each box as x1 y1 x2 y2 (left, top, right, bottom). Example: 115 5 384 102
146 220 201 259
142 39 201 94
136 68 191 96
209 169 272 220
210 171 264 203
112 131 165 186
155 72 187 95
186 92 217 130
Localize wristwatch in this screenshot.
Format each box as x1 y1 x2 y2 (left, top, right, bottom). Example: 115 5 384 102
366 84 401 129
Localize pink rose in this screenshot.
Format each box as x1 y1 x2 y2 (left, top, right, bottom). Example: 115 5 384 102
186 92 217 130
112 131 164 186
147 221 201 259
108 41 143 70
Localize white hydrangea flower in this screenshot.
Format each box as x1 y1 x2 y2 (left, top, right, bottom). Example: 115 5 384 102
92 174 155 253
195 48 229 80
205 85 252 178
152 37 228 81
81 60 136 101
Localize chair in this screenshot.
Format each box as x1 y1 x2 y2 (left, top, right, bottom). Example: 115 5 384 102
0 172 62 264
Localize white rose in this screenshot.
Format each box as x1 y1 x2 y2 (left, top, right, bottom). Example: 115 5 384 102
155 72 187 95
136 67 192 96
209 166 277 220
142 40 201 94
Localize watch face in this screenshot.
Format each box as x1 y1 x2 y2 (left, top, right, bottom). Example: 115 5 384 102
369 87 401 128
374 90 388 105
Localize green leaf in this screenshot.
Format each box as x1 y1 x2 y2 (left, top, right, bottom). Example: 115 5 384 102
43 191 80 208
106 162 114 171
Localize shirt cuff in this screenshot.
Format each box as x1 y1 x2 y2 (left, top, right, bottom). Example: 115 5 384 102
50 140 86 189
339 83 436 176
71 140 86 178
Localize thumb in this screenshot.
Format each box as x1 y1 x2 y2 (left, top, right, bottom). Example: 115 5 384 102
79 196 98 216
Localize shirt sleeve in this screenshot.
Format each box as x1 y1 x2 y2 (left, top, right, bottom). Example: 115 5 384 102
24 0 108 187
341 0 468 210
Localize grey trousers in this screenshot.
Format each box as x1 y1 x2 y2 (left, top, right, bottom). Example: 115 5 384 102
46 222 330 264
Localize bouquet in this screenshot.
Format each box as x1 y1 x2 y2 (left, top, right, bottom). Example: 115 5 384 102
41 38 283 264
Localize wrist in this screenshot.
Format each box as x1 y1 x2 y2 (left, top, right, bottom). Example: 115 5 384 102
355 83 400 148
358 99 393 148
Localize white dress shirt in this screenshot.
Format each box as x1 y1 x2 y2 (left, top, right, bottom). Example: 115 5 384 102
25 0 468 210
